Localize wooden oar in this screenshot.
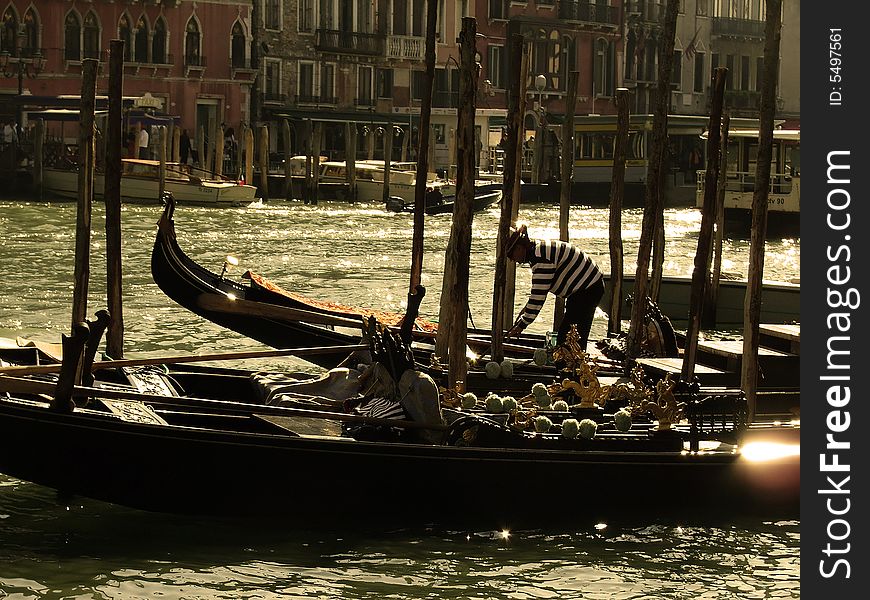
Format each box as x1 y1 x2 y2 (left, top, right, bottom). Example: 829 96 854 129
0 343 368 376
0 375 446 431
196 293 364 328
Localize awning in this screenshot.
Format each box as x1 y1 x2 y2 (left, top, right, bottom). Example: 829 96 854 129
271 108 397 125
26 109 109 122
126 109 180 126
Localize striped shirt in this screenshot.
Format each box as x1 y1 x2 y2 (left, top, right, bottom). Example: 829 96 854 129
516 239 603 327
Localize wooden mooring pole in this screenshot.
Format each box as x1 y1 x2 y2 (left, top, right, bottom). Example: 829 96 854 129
703 112 730 328
214 122 225 179
33 119 44 199
346 122 357 202
608 88 630 335
626 0 679 358
435 16 478 391
553 70 579 331
158 126 167 202
244 127 254 187
283 119 293 199
105 39 124 358
382 125 393 205
681 67 727 383
258 124 269 201
742 0 783 421
311 121 322 205
71 58 98 330
490 33 526 363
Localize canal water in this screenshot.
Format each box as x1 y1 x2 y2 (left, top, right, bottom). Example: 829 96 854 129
0 199 799 598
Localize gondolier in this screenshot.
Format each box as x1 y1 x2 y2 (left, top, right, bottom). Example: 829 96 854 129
505 224 605 350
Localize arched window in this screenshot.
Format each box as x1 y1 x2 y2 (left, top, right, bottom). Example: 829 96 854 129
152 17 166 64
83 11 100 59
184 18 200 66
64 12 81 61
594 38 614 96
135 15 149 63
118 14 131 61
23 8 38 56
231 21 245 68
1 7 18 55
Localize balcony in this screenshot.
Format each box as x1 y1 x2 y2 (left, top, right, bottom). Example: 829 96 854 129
387 36 425 61
559 1 621 26
315 29 385 56
262 92 287 104
295 94 338 105
724 89 761 110
625 0 664 24
712 18 765 40
184 53 206 77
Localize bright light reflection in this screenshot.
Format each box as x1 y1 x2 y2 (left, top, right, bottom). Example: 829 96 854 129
500 529 510 540
740 441 801 462
226 293 236 301
594 523 607 531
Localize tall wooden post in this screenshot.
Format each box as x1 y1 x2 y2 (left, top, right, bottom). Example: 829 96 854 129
382 126 393 204
608 88 630 335
244 126 254 186
304 119 313 203
490 34 525 362
105 39 124 358
681 67 727 382
33 118 44 199
258 124 269 200
214 122 225 178
197 126 206 172
703 112 730 328
158 125 168 202
554 70 579 330
742 0 783 421
283 119 293 198
626 0 679 358
314 121 323 202
172 125 181 164
410 0 438 292
346 122 357 201
72 59 98 330
435 16 477 391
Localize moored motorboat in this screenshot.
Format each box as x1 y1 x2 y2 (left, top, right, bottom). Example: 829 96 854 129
42 159 258 207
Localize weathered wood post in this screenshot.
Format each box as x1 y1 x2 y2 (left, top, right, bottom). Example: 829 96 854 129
304 119 313 203
435 16 478 391
214 121 225 178
33 118 44 199
311 121 322 205
172 125 181 164
626 0 679 358
408 0 438 300
608 87 630 335
681 67 727 382
703 112 730 328
490 33 526 363
742 0 783 421
283 119 293 198
382 125 393 204
72 58 98 330
553 70 579 330
258 124 269 200
158 125 168 202
244 126 254 187
346 122 357 202
105 40 124 358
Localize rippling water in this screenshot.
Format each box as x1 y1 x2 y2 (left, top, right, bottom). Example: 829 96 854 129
0 198 799 597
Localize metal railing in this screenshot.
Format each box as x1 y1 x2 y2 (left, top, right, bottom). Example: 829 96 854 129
315 29 385 56
184 53 206 67
295 94 338 105
559 1 621 25
386 35 425 60
712 18 765 38
624 0 665 23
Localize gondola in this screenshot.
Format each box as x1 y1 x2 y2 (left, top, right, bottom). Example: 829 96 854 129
0 349 799 522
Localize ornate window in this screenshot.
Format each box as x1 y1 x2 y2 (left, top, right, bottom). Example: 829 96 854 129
135 16 149 63
152 18 167 64
265 0 280 30
23 9 38 56
118 14 131 61
185 18 201 66
231 21 246 68
1 7 18 55
298 0 313 33
64 12 81 61
83 11 100 60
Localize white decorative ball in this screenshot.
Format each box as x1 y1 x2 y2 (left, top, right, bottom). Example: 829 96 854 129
552 400 569 412
579 418 598 439
534 415 553 433
486 394 504 413
500 360 514 379
461 392 478 410
561 418 580 439
533 348 548 366
485 361 501 379
536 394 552 409
501 396 518 412
614 409 633 432
532 382 549 399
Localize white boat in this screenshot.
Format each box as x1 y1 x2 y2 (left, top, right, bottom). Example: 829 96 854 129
320 160 456 203
42 159 258 207
696 129 800 216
